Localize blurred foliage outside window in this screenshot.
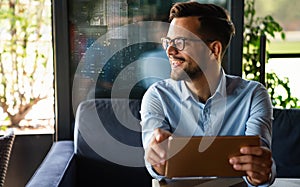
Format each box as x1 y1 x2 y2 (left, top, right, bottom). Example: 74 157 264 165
255 0 300 107
0 0 54 133
243 0 299 108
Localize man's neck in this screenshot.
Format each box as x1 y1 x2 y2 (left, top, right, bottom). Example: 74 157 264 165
185 69 221 103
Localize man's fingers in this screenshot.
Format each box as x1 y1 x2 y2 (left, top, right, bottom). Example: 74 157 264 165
144 128 172 176
145 147 166 175
230 156 259 167
232 162 270 174
240 146 271 158
240 147 262 155
154 128 172 143
230 155 272 167
151 141 167 158
145 128 171 166
146 147 165 166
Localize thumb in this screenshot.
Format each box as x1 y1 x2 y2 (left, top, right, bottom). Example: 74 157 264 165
154 128 171 143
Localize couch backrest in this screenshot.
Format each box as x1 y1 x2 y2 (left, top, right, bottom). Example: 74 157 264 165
74 98 151 186
272 108 300 177
74 99 300 183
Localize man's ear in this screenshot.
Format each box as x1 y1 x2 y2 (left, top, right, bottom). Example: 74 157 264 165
209 41 222 60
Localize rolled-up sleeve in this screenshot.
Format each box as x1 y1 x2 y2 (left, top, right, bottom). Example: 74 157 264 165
140 86 169 180
245 83 276 186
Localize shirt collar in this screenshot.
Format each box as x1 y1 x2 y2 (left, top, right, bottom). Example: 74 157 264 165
214 68 227 98
181 81 195 101
181 68 227 102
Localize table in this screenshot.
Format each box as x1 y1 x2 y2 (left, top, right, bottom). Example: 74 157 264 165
152 177 300 187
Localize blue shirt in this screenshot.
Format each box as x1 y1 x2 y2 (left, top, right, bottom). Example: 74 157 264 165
140 70 275 186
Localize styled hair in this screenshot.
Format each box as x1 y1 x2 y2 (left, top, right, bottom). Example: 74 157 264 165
169 2 235 57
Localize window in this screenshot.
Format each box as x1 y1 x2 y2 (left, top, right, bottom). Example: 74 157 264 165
0 0 54 134
256 0 300 107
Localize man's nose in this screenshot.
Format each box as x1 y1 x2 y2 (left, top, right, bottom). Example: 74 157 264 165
166 45 179 56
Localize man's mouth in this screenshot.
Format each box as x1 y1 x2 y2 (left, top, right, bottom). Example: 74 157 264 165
170 56 185 69
171 60 184 68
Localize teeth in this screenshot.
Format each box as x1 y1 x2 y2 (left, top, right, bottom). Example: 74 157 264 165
172 61 183 68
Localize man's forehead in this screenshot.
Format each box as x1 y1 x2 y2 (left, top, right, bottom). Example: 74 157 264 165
167 17 201 39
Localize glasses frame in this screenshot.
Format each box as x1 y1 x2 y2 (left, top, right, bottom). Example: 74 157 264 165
161 37 205 51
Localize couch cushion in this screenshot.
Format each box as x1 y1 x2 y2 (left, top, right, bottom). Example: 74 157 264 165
272 108 300 177
74 98 144 164
74 98 152 186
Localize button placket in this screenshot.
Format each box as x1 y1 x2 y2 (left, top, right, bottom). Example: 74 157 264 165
202 106 210 133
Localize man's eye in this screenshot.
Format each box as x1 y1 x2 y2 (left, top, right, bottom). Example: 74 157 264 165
175 40 183 45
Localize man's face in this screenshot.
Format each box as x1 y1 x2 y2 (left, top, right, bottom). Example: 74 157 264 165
166 17 211 81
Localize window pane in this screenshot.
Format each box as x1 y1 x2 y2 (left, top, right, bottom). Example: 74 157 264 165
0 0 54 134
254 0 300 108
267 58 300 101
255 0 300 54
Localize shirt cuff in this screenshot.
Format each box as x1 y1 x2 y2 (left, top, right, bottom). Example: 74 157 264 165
145 159 166 181
243 157 276 186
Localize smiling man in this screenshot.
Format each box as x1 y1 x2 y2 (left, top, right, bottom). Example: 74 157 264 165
140 2 275 186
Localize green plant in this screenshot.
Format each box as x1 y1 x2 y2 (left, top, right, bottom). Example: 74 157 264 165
0 0 53 127
243 0 299 108
0 125 7 131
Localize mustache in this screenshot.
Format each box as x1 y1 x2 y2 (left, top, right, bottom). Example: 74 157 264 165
169 55 185 62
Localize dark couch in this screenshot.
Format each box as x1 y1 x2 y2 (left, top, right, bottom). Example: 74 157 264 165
26 99 152 187
26 99 300 187
272 108 300 177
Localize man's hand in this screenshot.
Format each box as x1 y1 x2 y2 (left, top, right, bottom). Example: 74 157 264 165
229 146 272 186
145 128 172 175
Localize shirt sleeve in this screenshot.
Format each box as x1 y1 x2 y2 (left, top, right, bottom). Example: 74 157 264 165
140 86 170 180
245 83 273 147
244 83 276 186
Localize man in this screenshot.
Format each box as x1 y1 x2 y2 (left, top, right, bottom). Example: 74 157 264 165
140 2 275 186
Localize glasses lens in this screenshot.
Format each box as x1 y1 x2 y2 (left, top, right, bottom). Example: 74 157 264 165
161 38 185 51
162 38 169 50
175 38 184 51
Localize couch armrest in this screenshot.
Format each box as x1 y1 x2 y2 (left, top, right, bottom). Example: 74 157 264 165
26 141 75 187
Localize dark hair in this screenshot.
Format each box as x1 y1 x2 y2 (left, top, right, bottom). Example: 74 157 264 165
169 2 235 57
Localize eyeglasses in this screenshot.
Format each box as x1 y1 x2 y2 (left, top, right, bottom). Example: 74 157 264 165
161 37 204 51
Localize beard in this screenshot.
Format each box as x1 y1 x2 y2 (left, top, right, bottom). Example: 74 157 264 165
170 63 203 81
